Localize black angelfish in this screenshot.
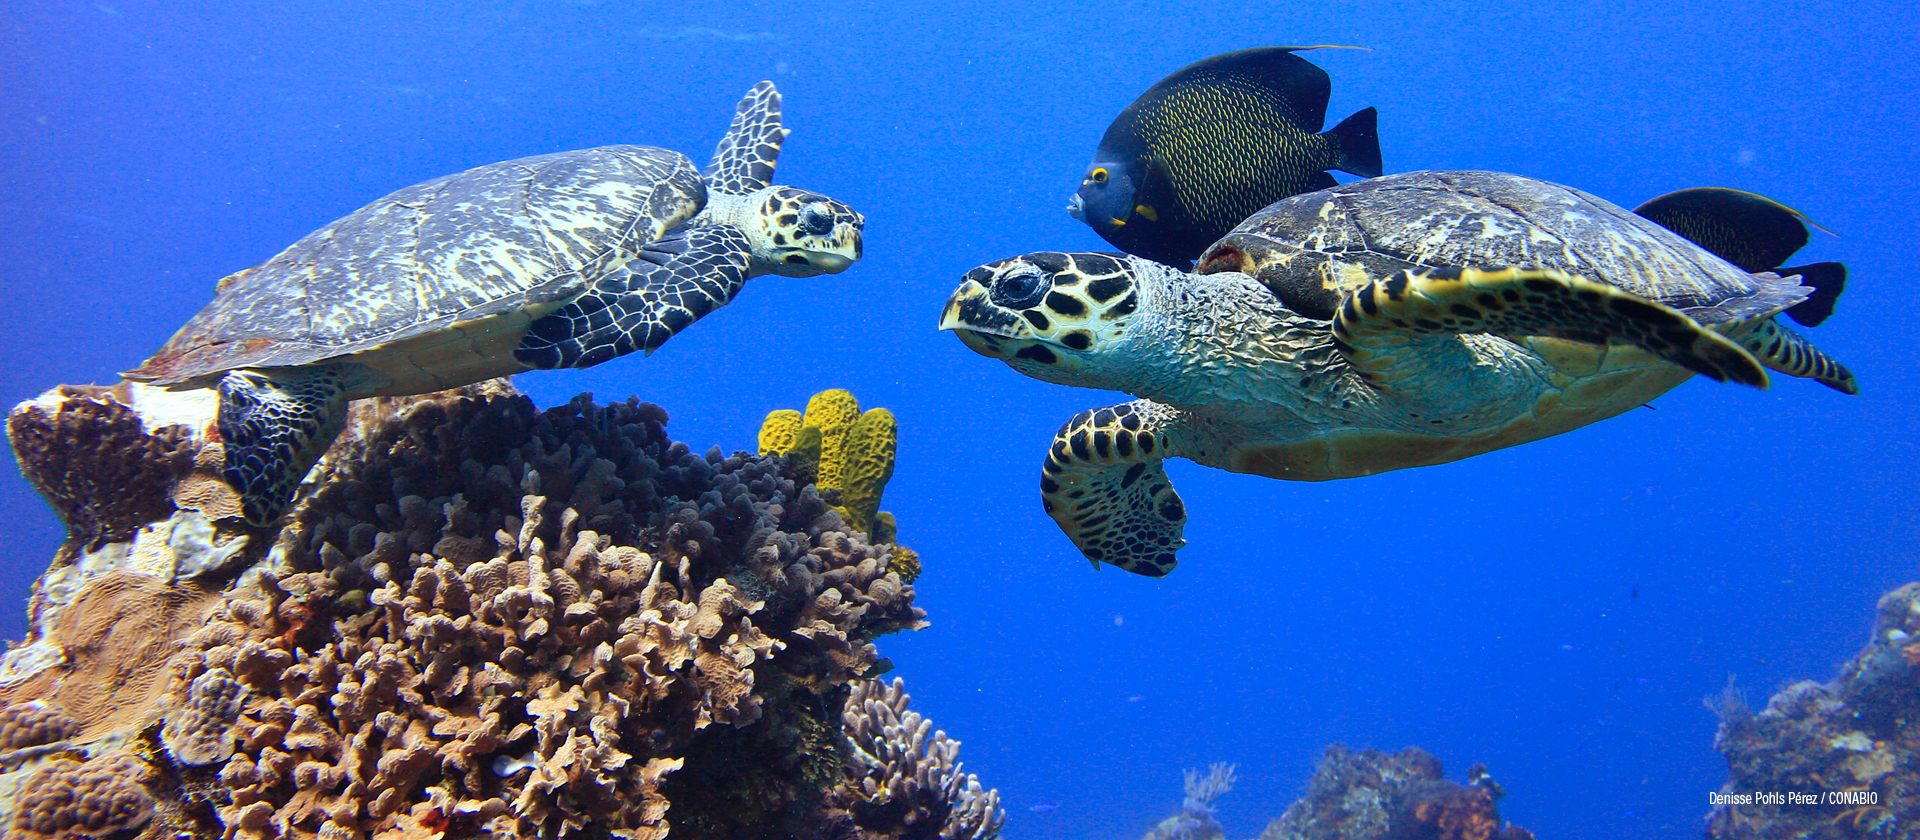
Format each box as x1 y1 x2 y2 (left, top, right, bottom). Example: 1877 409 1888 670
1068 46 1383 267
1635 187 1845 326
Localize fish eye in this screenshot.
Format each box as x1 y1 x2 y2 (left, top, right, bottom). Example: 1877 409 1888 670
1090 168 1109 184
991 266 1052 309
798 204 835 237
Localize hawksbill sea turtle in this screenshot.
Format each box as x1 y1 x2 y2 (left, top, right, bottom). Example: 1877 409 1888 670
126 81 865 524
941 170 1854 577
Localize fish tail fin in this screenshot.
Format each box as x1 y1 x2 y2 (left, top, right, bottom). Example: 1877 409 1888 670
1325 106 1382 178
1778 262 1846 327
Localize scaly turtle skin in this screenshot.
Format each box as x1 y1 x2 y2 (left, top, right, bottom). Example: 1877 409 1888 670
126 81 865 524
940 171 1855 577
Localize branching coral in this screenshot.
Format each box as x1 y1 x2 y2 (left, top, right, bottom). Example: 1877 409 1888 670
1706 582 1920 839
759 390 899 539
1142 763 1236 840
167 390 925 840
828 676 1003 840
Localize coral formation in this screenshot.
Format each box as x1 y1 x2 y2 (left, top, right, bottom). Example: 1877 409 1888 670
0 380 993 840
759 389 899 538
1239 746 1532 840
827 676 1004 840
1141 762 1236 840
9 749 156 839
1705 582 1920 839
7 385 204 550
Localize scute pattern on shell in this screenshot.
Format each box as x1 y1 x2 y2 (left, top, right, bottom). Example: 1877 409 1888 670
128 145 705 383
1233 170 1795 322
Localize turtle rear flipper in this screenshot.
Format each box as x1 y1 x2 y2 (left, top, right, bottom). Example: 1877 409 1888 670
704 80 788 196
1040 401 1188 577
1330 267 1770 389
218 367 351 525
515 224 752 369
1724 317 1858 394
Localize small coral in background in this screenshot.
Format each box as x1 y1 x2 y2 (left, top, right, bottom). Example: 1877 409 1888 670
1142 762 1235 840
1705 582 1920 839
1131 747 1533 840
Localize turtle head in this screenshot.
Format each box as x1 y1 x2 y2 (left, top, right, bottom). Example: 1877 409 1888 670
939 251 1152 388
747 186 865 277
1068 158 1139 232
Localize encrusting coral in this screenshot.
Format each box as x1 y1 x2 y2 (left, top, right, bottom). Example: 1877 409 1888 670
0 380 997 840
759 390 899 542
1704 582 1920 839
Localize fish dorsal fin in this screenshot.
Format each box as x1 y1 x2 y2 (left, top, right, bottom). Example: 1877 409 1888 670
1634 186 1824 273
1129 46 1363 131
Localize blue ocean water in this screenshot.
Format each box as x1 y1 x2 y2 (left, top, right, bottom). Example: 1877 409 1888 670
2 0 1915 837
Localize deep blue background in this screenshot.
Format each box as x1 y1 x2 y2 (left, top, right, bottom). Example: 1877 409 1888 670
4 1 1916 837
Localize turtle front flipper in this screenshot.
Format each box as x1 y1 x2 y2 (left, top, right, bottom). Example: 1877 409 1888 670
218 367 351 525
1331 267 1770 389
705 80 788 196
1041 400 1189 577
515 224 753 369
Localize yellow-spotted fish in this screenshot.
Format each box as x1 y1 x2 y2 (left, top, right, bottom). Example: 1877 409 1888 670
1634 187 1845 325
1068 46 1382 267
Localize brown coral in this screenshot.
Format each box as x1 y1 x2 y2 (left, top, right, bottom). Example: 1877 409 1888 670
160 667 245 766
163 391 926 840
9 750 156 838
7 387 197 549
829 676 1004 840
0 700 78 753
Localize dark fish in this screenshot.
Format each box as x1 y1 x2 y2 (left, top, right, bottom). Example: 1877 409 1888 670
1634 187 1845 326
1069 46 1383 267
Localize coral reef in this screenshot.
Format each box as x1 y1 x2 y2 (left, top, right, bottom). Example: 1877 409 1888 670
826 676 1004 840
1705 582 1920 839
0 380 995 840
1147 746 1532 840
759 390 899 540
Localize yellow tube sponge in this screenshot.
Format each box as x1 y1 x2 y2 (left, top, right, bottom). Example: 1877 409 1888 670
758 409 803 456
801 389 862 493
835 407 897 535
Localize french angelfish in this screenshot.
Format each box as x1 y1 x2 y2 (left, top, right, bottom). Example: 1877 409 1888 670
1634 187 1845 326
1068 46 1383 267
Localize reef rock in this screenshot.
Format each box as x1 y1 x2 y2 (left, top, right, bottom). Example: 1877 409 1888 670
1255 747 1533 840
1705 582 1920 839
1 380 999 840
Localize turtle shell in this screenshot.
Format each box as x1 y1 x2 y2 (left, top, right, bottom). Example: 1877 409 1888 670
127 145 704 389
1202 170 1802 325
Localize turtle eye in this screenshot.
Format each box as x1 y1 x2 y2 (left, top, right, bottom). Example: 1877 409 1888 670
798 204 835 237
991 266 1052 309
1090 168 1109 184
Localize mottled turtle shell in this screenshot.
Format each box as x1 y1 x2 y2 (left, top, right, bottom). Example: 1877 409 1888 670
128 145 704 388
1204 170 1796 325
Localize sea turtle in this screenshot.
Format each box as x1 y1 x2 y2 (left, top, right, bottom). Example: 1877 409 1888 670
940 170 1854 577
126 81 865 524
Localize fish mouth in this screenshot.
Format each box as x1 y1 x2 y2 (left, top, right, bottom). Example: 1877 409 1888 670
1066 193 1086 222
